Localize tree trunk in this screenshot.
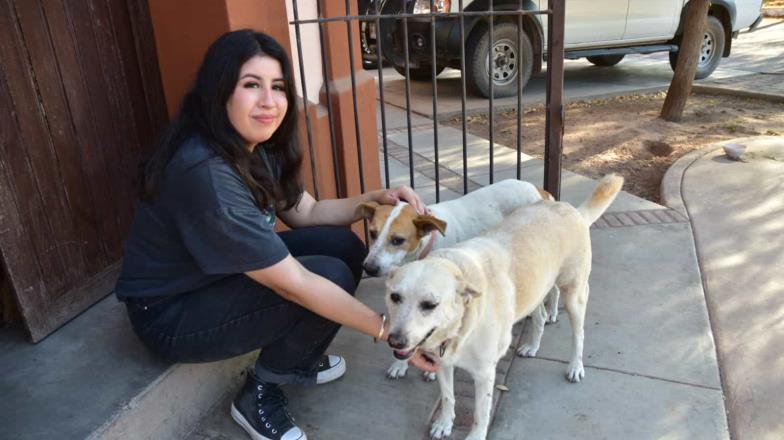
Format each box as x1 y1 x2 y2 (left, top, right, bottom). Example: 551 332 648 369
660 0 710 122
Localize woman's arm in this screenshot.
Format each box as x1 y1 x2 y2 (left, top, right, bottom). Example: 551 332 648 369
246 255 385 337
278 185 425 228
245 255 439 372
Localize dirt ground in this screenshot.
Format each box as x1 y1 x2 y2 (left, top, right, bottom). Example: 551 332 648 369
445 92 783 203
765 0 784 7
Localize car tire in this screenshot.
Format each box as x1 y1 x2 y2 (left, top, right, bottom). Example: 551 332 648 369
586 54 625 66
669 15 725 80
393 65 446 81
466 22 534 98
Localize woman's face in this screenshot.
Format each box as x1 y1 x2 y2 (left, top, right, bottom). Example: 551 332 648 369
226 55 288 150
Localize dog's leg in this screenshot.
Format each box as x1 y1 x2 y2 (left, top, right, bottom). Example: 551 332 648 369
546 285 560 324
465 367 496 440
563 281 589 383
429 365 455 439
516 303 546 357
386 359 409 379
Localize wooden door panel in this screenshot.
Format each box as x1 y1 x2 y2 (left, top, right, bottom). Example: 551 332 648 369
0 0 166 341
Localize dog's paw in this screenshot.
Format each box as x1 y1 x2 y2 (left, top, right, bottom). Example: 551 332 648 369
422 371 437 382
429 416 453 439
516 343 540 357
546 308 559 324
566 360 585 383
386 360 408 379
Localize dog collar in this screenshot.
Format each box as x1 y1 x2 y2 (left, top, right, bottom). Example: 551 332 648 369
418 230 438 259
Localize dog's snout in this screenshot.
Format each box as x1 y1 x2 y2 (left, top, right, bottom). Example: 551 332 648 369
363 262 380 277
387 332 407 349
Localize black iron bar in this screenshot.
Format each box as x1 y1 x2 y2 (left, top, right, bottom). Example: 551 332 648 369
402 0 415 189
291 0 320 200
316 0 343 198
488 0 494 184
373 0 391 189
544 0 565 199
290 10 549 26
430 0 440 202
459 0 468 194
516 0 524 179
345 0 366 195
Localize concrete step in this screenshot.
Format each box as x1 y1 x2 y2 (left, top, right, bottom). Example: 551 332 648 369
0 295 252 440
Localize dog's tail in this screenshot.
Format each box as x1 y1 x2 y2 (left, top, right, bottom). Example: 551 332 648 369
577 174 624 225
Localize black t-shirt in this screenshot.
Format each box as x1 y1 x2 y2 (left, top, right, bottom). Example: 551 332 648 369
115 136 290 300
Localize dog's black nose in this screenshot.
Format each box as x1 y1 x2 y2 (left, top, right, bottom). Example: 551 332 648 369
363 263 380 277
387 332 407 349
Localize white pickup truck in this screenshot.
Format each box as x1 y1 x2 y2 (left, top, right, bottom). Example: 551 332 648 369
372 0 764 97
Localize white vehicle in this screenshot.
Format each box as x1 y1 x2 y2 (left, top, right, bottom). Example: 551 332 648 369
374 0 764 97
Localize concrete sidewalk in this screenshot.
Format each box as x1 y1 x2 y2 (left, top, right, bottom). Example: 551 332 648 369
662 136 784 440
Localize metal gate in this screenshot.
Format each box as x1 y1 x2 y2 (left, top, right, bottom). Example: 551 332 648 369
288 0 565 205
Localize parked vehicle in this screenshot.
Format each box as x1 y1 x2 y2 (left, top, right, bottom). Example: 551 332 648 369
371 0 764 98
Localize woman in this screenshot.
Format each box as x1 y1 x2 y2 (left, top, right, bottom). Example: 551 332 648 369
115 30 434 440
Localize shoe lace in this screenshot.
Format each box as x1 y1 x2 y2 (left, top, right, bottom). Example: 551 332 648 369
256 384 295 436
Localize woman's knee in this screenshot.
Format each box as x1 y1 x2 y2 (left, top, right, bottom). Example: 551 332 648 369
298 255 358 296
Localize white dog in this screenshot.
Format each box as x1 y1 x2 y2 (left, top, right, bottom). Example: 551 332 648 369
384 175 623 440
357 179 558 380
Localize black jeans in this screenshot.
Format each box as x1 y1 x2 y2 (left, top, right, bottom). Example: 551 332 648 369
126 226 366 385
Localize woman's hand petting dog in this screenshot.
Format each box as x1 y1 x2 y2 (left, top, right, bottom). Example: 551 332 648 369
377 185 426 215
409 348 440 373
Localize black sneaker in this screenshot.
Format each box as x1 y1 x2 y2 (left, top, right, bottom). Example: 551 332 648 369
231 373 305 440
316 354 346 385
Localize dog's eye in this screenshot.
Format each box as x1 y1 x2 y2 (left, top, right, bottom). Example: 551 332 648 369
390 292 402 304
390 236 405 246
369 230 378 240
420 301 438 311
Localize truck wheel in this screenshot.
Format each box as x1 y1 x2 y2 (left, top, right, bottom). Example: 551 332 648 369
466 22 534 98
669 15 725 80
394 65 445 81
586 54 625 66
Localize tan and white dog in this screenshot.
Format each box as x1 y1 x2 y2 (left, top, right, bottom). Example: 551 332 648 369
357 179 557 379
384 175 623 440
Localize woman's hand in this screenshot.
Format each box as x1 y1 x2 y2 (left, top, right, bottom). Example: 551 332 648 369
408 349 440 373
377 185 426 215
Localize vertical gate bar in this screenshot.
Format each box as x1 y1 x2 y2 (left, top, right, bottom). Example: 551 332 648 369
317 0 343 198
488 0 494 184
344 0 366 195
544 0 565 200
459 0 468 194
291 0 320 200
374 0 391 189
430 0 440 202
516 1 524 180
402 0 415 188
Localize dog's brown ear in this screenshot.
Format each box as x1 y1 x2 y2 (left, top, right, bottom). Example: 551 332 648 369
537 187 555 201
451 267 481 301
413 215 447 237
461 282 481 300
356 201 379 220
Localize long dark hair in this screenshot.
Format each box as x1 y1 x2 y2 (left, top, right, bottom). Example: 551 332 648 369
140 30 303 210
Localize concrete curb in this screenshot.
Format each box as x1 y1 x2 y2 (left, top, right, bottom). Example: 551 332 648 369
87 352 255 440
692 84 784 103
660 136 768 216
660 147 714 218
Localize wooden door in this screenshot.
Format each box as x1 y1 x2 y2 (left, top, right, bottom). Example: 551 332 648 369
0 0 166 342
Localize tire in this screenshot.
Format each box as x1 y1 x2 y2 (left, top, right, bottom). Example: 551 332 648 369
466 22 534 98
669 16 725 80
393 65 446 81
586 54 625 66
